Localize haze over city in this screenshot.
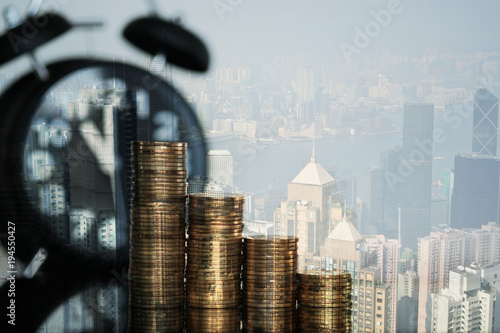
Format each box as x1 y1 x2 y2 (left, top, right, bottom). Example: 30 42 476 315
2 0 500 332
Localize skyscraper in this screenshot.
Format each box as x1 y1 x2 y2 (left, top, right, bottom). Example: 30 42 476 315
400 103 434 250
206 150 233 187
364 235 400 332
442 169 454 225
274 149 338 268
417 227 469 332
380 146 402 240
472 88 498 156
450 153 500 229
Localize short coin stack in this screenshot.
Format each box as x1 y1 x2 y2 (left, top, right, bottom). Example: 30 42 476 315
297 270 353 333
128 141 188 333
186 193 244 333
242 236 298 333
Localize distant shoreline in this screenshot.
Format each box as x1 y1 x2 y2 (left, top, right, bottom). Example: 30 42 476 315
205 128 401 143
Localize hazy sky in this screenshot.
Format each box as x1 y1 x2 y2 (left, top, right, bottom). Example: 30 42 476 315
2 0 500 75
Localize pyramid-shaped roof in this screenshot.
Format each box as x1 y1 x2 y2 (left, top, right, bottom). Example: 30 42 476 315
291 153 335 186
327 220 362 243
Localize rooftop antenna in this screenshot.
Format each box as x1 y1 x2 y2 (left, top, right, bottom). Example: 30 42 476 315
343 198 347 222
311 135 316 163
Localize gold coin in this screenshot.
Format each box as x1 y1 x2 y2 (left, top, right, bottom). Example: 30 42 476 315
244 235 298 242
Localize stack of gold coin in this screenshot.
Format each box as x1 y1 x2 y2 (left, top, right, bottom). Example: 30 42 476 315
242 235 298 333
186 308 241 333
186 193 244 332
297 270 353 333
128 141 188 333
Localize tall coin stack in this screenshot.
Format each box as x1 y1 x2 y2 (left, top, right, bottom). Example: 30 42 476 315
297 270 353 333
186 193 244 333
242 236 298 333
128 141 188 333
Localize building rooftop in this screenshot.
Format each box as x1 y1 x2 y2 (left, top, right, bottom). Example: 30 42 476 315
327 220 362 243
290 152 335 186
207 150 232 156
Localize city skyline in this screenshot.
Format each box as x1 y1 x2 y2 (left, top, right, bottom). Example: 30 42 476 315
3 1 500 332
3 52 500 332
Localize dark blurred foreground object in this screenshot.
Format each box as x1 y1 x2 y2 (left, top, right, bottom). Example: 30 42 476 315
123 16 209 72
0 2 209 331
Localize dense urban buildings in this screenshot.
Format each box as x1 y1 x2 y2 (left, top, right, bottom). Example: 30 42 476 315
3 13 500 330
273 149 338 267
417 227 469 332
318 221 399 333
427 269 496 332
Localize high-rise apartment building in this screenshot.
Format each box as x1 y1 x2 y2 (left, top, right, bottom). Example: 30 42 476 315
396 270 419 333
400 103 434 250
467 222 500 265
358 267 391 333
364 235 400 332
472 88 498 156
206 149 234 187
417 227 470 332
450 153 500 229
397 270 419 301
427 269 496 332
